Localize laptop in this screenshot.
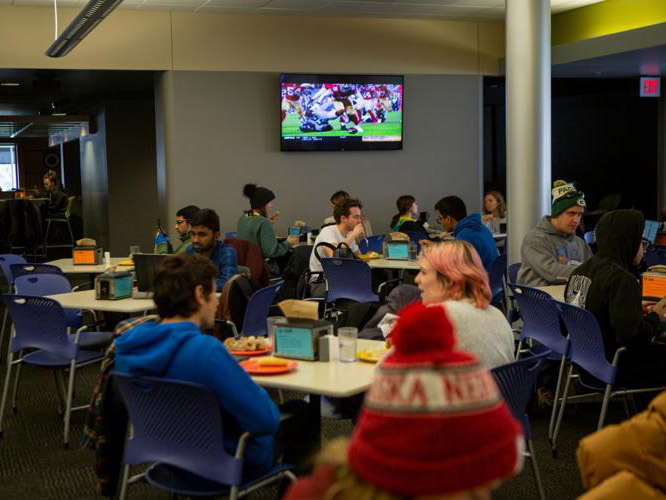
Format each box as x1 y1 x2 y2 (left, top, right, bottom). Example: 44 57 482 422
132 253 168 299
386 241 409 260
644 220 661 246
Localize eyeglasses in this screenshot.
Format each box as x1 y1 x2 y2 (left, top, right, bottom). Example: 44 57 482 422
175 219 186 225
642 238 650 250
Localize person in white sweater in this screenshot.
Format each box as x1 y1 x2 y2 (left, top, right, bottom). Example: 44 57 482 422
414 240 514 368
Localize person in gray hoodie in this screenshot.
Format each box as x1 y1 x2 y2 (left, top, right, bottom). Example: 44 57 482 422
517 180 592 287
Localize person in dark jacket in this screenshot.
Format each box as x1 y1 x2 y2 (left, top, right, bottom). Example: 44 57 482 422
389 195 427 234
565 209 666 386
43 169 68 218
434 195 499 272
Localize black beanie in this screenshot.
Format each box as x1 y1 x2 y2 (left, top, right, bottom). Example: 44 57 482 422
243 183 275 210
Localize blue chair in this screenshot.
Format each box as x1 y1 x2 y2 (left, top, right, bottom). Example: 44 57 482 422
507 262 521 284
492 353 549 500
14 274 111 350
0 295 104 446
488 253 507 306
551 303 666 456
508 284 570 443
358 234 384 254
583 231 595 245
10 263 63 280
321 258 379 305
645 248 666 267
113 373 296 500
223 281 283 338
0 254 27 360
404 230 428 254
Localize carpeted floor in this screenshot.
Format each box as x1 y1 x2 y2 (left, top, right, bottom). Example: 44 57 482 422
0 336 637 500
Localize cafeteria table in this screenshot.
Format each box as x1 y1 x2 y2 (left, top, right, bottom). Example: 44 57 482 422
367 258 419 271
47 257 132 274
45 289 155 315
248 338 384 442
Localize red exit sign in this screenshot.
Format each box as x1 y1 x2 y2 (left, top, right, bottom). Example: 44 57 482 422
640 77 661 97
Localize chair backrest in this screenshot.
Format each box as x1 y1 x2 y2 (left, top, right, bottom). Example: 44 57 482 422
1 294 76 358
491 352 549 440
583 231 595 245
0 253 27 285
112 373 242 486
15 273 72 296
488 253 507 302
508 284 568 356
645 248 666 268
507 263 521 285
241 281 283 337
10 263 63 280
321 257 378 304
557 302 617 385
358 234 384 254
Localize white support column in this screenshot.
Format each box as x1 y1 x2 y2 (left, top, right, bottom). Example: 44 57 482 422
505 0 552 264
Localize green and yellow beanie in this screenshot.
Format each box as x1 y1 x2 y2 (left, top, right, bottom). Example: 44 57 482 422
551 180 586 217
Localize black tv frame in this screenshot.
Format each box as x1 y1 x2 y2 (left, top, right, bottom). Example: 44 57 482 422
280 73 404 152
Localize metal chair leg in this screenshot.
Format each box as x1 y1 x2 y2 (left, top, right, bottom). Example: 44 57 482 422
10 349 22 412
119 463 131 500
0 308 7 362
527 439 546 500
549 354 567 441
0 352 14 437
515 339 524 359
597 383 613 430
551 364 574 457
63 359 76 448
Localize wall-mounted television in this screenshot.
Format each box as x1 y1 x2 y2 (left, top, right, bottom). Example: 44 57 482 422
280 74 403 151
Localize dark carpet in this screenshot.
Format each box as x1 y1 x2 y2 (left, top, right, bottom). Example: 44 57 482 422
0 339 637 499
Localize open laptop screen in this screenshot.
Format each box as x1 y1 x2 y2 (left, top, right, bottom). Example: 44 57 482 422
644 220 661 246
133 253 168 293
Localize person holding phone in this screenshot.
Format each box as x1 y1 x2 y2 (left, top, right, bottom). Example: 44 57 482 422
237 183 298 276
565 210 666 387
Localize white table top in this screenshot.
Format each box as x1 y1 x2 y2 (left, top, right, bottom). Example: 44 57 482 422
46 289 155 314
533 284 565 302
249 339 384 397
493 233 507 240
367 258 419 271
47 257 133 274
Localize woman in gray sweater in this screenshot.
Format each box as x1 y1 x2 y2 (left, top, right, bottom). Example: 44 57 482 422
414 240 514 368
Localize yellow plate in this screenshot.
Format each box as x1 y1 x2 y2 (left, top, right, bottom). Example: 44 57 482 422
359 253 381 261
357 348 388 363
118 260 134 266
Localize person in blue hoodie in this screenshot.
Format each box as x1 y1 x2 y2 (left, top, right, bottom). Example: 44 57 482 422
113 253 280 476
434 195 499 272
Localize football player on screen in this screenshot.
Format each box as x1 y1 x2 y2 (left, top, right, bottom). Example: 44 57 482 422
281 83 304 122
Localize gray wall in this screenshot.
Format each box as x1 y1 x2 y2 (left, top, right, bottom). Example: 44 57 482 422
157 71 483 239
80 110 110 250
79 100 159 255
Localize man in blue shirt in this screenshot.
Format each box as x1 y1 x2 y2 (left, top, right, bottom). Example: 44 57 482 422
435 195 499 272
186 208 238 290
114 253 279 472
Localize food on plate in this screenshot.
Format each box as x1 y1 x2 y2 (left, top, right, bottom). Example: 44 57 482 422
223 335 268 352
257 357 288 367
360 251 381 260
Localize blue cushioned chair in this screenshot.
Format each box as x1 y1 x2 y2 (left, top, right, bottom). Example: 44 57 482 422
113 373 296 500
492 352 549 500
0 295 104 446
0 254 26 361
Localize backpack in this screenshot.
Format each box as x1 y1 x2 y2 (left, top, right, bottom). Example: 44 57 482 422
314 241 357 262
214 274 261 340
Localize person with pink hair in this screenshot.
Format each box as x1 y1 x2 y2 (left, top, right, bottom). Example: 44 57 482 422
414 240 514 368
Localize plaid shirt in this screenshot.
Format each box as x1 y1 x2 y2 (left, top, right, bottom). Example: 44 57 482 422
188 240 238 290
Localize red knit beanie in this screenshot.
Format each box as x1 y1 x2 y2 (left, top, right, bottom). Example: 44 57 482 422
347 302 523 497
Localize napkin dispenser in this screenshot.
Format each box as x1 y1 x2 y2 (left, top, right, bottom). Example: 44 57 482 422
272 300 332 361
73 246 103 265
95 271 133 300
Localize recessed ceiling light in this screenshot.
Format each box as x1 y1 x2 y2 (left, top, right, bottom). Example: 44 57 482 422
0 82 20 87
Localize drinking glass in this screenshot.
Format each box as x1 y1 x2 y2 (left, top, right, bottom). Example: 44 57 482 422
129 245 141 257
266 316 284 351
338 327 358 363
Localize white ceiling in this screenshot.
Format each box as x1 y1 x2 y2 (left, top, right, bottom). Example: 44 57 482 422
3 0 604 21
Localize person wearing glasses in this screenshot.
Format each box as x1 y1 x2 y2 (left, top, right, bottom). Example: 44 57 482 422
565 210 666 387
517 180 591 287
433 195 498 272
155 205 200 254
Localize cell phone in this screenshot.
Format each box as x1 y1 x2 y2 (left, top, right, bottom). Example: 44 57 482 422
288 226 302 236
